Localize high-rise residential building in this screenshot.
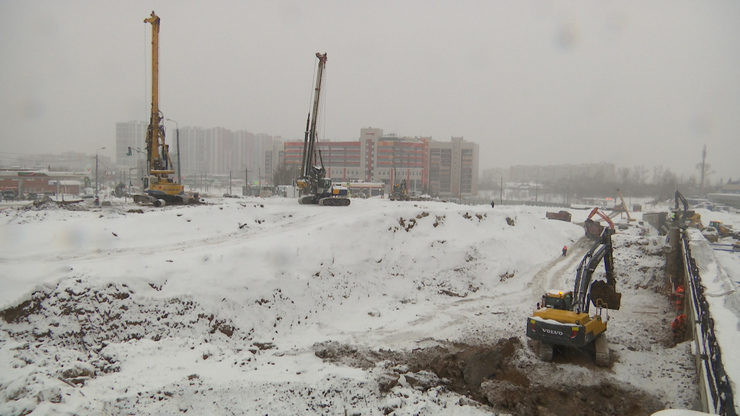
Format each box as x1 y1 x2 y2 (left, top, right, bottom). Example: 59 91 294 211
428 137 478 197
115 121 282 184
115 121 148 168
372 135 429 194
360 127 383 181
117 121 479 195
282 140 364 181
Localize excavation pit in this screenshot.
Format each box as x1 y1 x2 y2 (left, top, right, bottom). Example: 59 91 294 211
314 337 665 415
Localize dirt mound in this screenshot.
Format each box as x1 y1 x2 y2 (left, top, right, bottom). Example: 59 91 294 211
314 338 664 415
1 279 242 376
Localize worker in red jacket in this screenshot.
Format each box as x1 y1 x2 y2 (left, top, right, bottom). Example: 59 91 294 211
671 313 687 341
562 245 568 256
672 285 685 312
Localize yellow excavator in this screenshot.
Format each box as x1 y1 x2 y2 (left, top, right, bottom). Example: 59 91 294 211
673 191 702 229
526 228 621 366
389 180 410 201
134 11 199 207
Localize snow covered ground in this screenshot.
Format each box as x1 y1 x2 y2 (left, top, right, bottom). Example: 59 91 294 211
0 196 731 415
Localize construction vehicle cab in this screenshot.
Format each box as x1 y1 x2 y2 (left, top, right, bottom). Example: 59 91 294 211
390 180 410 201
541 290 574 311
527 228 621 366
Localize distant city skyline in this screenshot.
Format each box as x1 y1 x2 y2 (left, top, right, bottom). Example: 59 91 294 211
1 2 738 181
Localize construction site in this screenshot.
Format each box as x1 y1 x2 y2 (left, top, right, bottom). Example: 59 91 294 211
1 7 739 416
1 186 738 415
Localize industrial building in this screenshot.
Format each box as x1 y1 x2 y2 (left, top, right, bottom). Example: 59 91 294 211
0 170 87 198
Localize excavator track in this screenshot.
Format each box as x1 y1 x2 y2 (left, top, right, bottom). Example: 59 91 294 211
319 197 350 206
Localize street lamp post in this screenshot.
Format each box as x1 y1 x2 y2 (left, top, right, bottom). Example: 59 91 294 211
244 168 251 196
165 118 181 184
127 146 146 190
95 146 106 204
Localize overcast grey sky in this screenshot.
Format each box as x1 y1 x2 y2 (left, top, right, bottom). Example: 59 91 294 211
1 1 738 181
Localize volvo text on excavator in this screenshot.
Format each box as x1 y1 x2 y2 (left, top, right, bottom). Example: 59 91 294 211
526 228 622 366
134 11 199 207
295 52 350 206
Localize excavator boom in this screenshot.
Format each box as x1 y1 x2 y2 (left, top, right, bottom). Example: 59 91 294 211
572 228 620 311
584 207 615 239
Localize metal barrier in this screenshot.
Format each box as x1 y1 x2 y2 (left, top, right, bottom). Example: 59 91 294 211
681 232 737 415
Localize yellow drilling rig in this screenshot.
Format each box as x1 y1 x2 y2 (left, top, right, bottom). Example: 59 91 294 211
134 11 199 207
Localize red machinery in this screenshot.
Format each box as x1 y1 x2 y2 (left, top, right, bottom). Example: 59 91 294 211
584 207 615 239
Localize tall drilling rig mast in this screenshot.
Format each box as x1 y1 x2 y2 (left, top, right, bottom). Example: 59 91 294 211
136 11 197 206
295 52 350 206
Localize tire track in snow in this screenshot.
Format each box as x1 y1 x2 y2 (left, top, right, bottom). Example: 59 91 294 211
528 235 591 296
347 236 593 347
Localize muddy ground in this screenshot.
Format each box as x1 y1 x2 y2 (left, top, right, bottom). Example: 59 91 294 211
314 338 664 416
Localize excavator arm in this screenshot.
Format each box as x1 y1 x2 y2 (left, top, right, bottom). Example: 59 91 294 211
572 227 621 313
586 207 615 230
584 207 616 239
675 190 688 213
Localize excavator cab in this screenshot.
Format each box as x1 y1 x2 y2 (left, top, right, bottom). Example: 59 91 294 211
542 290 573 310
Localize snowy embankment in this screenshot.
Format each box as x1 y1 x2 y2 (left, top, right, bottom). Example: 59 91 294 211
685 228 740 414
0 197 701 415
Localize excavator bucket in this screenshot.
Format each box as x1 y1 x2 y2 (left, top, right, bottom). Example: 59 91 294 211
589 280 621 310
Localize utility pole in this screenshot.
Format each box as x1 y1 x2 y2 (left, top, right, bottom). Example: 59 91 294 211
500 176 503 205
229 170 232 195
95 146 106 204
699 144 707 193
95 153 99 200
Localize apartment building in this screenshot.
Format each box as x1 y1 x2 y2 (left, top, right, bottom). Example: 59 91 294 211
283 128 478 197
115 121 281 183
428 136 478 197
115 121 148 168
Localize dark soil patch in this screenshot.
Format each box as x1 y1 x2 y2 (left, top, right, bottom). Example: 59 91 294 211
313 337 664 415
0 279 242 375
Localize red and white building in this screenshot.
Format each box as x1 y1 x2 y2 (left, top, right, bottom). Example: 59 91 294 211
282 127 478 197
